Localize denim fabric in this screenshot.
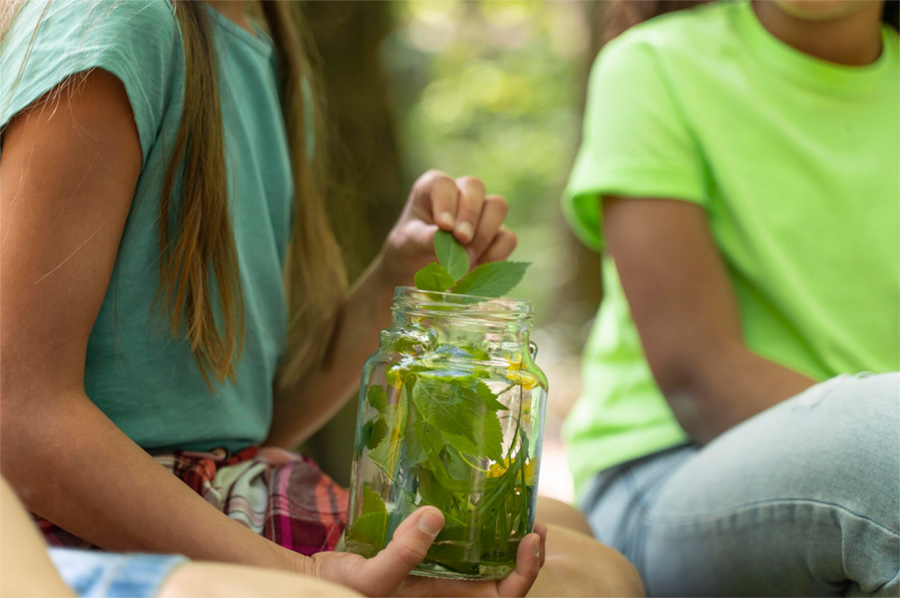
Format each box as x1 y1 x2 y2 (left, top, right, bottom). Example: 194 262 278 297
48 548 187 598
583 373 899 597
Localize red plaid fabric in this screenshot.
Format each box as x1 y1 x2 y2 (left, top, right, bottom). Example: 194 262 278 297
38 447 348 556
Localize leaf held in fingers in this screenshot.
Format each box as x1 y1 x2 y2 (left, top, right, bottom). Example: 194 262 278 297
452 261 530 298
434 230 470 280
413 262 457 292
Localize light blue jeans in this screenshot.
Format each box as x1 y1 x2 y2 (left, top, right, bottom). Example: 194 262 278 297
582 373 899 597
48 548 187 598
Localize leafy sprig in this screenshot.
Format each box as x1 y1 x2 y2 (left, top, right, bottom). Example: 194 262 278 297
415 231 529 298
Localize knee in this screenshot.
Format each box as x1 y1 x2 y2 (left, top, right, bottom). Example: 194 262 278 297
529 524 645 597
784 374 898 483
804 373 899 433
536 496 594 537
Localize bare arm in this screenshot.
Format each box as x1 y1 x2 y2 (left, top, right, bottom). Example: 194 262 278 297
265 258 395 448
603 197 815 442
0 70 307 570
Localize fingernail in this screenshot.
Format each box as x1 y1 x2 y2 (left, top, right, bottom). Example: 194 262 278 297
418 511 443 536
438 212 455 228
533 538 540 561
456 221 474 242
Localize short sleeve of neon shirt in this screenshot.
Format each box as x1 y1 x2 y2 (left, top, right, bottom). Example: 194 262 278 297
563 35 708 251
0 0 179 163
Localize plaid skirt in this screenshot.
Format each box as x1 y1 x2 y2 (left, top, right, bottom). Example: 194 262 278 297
38 446 348 556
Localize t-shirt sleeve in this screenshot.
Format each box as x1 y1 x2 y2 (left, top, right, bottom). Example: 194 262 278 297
0 0 180 164
563 35 707 251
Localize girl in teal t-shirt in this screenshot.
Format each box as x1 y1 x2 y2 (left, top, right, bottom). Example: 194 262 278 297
0 1 641 596
564 0 898 594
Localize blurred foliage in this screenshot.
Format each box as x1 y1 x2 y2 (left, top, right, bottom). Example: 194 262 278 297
381 0 595 325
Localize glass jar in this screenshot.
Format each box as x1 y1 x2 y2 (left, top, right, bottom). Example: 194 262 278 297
345 287 548 580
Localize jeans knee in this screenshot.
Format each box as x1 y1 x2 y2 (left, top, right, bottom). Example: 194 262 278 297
780 374 899 531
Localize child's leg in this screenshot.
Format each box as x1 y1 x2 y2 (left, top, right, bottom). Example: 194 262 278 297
528 524 645 597
156 562 360 598
531 496 644 596
536 496 595 537
585 373 899 596
0 478 75 597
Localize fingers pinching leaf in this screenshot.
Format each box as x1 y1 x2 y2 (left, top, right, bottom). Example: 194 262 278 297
452 261 530 298
434 230 470 280
414 262 457 292
415 222 530 298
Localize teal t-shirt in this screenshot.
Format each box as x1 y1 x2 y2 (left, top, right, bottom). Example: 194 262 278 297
563 1 900 498
0 0 294 452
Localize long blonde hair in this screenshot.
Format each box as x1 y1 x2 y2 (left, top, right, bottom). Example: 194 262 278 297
0 1 347 389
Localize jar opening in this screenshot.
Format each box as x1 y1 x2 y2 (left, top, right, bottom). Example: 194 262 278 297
392 287 533 323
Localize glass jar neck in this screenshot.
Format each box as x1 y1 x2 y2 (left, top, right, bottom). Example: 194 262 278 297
388 287 534 358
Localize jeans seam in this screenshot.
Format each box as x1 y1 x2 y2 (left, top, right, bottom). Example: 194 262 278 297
872 567 900 594
95 555 129 597
644 497 900 537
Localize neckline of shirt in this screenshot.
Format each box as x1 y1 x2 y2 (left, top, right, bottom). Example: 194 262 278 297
204 5 273 59
733 0 896 95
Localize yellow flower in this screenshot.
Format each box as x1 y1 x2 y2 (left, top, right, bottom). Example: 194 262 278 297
486 457 539 485
487 460 509 478
506 355 539 390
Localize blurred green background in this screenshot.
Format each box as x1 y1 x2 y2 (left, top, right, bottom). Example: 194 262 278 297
300 1 609 502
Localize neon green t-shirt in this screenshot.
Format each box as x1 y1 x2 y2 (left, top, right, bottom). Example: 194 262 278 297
0 1 298 452
563 0 900 499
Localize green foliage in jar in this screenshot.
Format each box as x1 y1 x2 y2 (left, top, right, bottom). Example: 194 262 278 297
346 233 539 577
347 354 537 575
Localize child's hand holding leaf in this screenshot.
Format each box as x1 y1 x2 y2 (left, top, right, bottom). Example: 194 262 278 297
378 170 517 288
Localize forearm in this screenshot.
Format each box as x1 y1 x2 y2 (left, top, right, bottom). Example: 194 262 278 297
660 343 815 443
267 256 398 448
603 198 818 444
1 389 302 571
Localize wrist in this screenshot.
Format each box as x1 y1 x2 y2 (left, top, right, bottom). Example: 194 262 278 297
270 542 316 577
368 250 408 298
